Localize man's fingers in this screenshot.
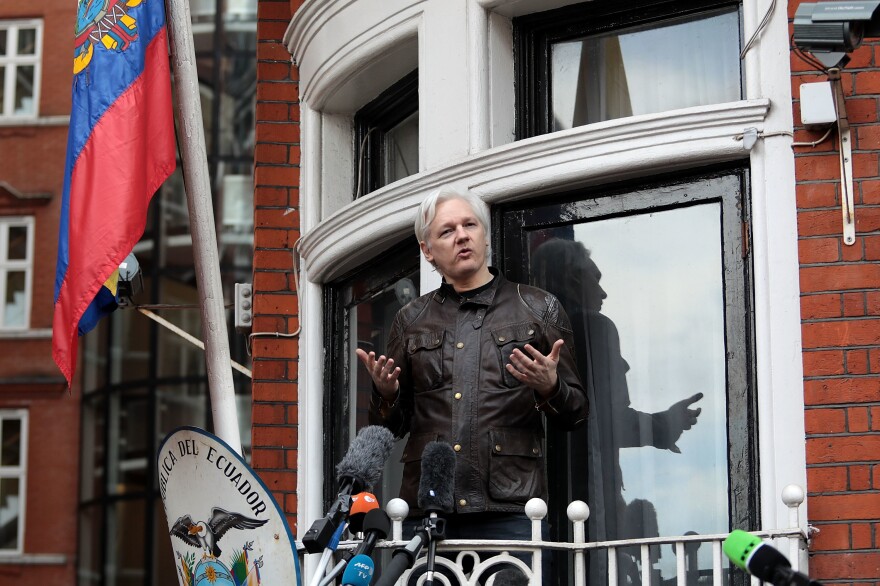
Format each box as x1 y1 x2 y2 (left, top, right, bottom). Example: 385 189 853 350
548 339 564 362
355 349 375 369
509 348 532 368
685 392 704 405
505 363 526 381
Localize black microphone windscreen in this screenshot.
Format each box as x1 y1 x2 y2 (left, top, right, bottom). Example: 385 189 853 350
336 426 396 492
748 542 792 583
417 441 456 513
362 508 391 538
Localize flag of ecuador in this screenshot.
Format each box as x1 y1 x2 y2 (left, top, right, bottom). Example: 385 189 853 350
54 0 176 385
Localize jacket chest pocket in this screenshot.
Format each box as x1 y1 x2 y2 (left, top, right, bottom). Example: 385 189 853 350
406 330 445 391
491 323 538 388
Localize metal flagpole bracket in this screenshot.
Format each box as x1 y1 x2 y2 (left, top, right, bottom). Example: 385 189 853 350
829 68 856 246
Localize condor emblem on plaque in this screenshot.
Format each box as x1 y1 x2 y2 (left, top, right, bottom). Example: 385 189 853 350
158 427 301 586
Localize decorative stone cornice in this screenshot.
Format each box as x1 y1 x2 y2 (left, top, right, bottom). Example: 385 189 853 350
300 99 771 282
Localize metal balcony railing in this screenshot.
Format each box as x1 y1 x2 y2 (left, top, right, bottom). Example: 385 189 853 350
312 484 809 586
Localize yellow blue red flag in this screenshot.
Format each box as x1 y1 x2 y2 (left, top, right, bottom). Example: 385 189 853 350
53 0 176 385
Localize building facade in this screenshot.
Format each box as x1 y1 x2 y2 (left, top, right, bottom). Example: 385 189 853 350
0 0 258 584
0 0 79 583
1 0 878 585
254 0 880 584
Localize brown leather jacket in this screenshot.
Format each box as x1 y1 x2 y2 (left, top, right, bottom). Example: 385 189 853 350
369 269 588 515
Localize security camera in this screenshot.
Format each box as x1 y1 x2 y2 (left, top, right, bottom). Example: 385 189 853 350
793 1 880 68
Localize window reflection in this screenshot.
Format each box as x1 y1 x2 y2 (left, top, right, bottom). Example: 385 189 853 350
4 270 25 327
78 505 104 586
384 112 419 184
354 70 419 197
329 241 420 512
0 477 19 549
529 205 728 585
14 64 34 115
348 270 418 504
551 9 741 129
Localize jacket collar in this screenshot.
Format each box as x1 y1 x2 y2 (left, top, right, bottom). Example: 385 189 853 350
434 266 503 306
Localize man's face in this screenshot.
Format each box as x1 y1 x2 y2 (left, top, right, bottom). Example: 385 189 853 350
421 198 489 287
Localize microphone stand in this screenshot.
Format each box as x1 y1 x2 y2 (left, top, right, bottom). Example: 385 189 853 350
423 513 445 586
374 515 446 586
308 522 347 586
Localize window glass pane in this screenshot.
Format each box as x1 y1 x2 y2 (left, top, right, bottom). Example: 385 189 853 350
4 270 26 327
0 477 20 550
551 10 740 129
1 417 21 466
330 242 420 510
83 318 109 391
529 204 728 584
107 391 150 495
161 170 190 235
156 383 208 450
156 279 205 379
346 267 418 504
81 396 107 501
7 225 27 260
0 30 6 56
384 112 419 184
0 65 5 108
78 505 104 586
153 499 178 586
14 64 35 115
17 27 36 55
107 499 146 586
109 290 152 383
219 38 256 157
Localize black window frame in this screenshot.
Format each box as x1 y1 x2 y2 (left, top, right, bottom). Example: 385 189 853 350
495 164 759 586
353 69 419 197
513 0 742 139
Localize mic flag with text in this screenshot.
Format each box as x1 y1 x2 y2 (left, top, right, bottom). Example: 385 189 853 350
53 0 176 385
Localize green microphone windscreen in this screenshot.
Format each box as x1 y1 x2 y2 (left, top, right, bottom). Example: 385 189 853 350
723 529 763 571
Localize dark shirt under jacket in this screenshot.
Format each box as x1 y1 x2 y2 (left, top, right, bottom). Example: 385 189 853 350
370 268 588 515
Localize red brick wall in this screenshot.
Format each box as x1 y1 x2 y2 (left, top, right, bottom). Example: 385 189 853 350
252 0 303 536
790 2 880 584
0 2 80 585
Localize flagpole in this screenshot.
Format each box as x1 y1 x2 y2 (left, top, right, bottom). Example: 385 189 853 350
164 0 243 455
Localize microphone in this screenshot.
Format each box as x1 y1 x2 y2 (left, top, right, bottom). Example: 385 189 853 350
723 530 822 586
417 441 456 514
348 492 380 534
375 441 456 586
417 441 456 586
341 554 374 586
353 508 392 558
302 426 395 553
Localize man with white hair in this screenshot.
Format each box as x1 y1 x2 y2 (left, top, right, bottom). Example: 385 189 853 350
356 186 587 552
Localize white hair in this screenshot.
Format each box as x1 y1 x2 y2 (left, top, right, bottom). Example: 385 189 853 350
414 187 491 246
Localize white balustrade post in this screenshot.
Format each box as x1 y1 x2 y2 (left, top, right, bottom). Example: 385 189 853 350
387 498 409 542
567 501 590 586
781 484 806 572
526 498 548 585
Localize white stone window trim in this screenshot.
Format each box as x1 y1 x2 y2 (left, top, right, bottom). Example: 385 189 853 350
286 0 806 555
0 216 34 331
0 409 28 556
0 19 43 119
